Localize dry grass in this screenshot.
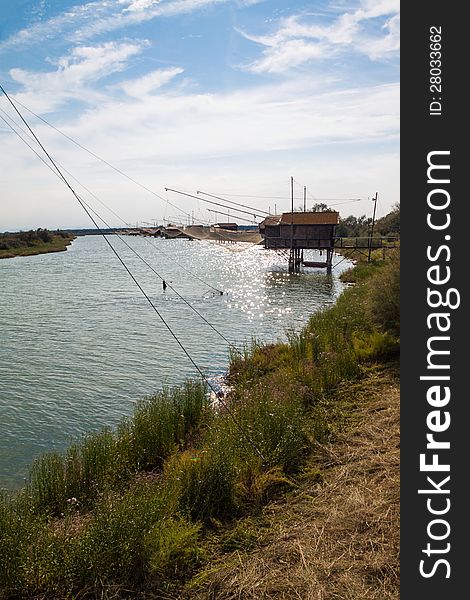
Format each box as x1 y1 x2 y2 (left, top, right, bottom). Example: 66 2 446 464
185 364 399 600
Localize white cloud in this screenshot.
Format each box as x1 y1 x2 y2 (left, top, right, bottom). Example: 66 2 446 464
246 39 329 74
365 14 400 60
118 67 184 97
2 74 398 180
0 0 230 51
56 80 398 166
8 41 147 112
239 0 400 73
359 0 400 19
0 1 108 52
120 0 161 12
31 0 47 20
73 0 228 41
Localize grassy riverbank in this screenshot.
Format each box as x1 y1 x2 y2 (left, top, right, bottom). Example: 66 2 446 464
0 250 399 599
188 361 399 599
0 229 75 259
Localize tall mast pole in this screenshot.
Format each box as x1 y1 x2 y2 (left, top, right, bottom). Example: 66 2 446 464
289 176 294 272
368 192 378 262
290 176 294 248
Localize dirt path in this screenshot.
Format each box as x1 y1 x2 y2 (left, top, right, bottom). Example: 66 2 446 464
187 364 400 599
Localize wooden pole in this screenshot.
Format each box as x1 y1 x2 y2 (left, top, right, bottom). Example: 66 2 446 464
326 248 333 273
290 176 294 241
303 186 306 212
290 176 294 271
368 192 378 262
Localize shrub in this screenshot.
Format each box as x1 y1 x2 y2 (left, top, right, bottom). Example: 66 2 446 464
164 447 237 522
37 228 52 243
64 428 118 507
120 380 208 472
145 517 202 578
0 492 27 593
28 452 66 515
352 331 400 361
66 483 168 591
367 250 400 337
233 385 307 473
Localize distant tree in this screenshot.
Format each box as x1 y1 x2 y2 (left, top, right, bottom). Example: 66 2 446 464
336 205 400 238
19 230 35 246
310 202 332 212
293 202 333 213
336 215 370 237
37 228 52 243
376 203 400 236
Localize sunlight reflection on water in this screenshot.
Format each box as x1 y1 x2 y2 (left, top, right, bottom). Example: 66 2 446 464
0 235 352 487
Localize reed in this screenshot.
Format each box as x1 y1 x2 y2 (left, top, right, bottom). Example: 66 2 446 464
119 379 209 472
163 447 237 522
28 452 66 514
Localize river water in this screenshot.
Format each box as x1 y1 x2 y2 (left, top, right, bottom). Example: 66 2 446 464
0 235 352 488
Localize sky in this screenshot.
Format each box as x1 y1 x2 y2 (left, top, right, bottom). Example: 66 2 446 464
0 0 399 231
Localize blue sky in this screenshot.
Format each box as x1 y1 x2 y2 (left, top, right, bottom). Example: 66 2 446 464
0 0 399 230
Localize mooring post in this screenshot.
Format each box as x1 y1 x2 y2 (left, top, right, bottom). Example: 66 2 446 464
289 176 295 272
326 248 333 274
296 248 301 272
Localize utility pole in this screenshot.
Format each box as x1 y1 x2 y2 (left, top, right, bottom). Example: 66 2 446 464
303 186 306 212
368 192 378 262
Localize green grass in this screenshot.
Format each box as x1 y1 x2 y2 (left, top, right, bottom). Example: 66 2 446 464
0 253 400 598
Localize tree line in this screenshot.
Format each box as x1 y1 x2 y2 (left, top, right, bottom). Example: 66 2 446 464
308 202 400 239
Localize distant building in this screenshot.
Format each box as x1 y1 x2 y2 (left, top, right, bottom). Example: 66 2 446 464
213 222 238 231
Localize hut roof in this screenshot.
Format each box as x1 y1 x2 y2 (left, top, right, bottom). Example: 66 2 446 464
214 222 238 229
260 215 282 227
279 211 339 225
259 211 339 228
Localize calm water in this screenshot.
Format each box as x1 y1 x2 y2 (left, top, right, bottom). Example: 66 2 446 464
0 236 352 487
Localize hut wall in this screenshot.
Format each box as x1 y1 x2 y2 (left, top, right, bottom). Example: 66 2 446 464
263 223 335 249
